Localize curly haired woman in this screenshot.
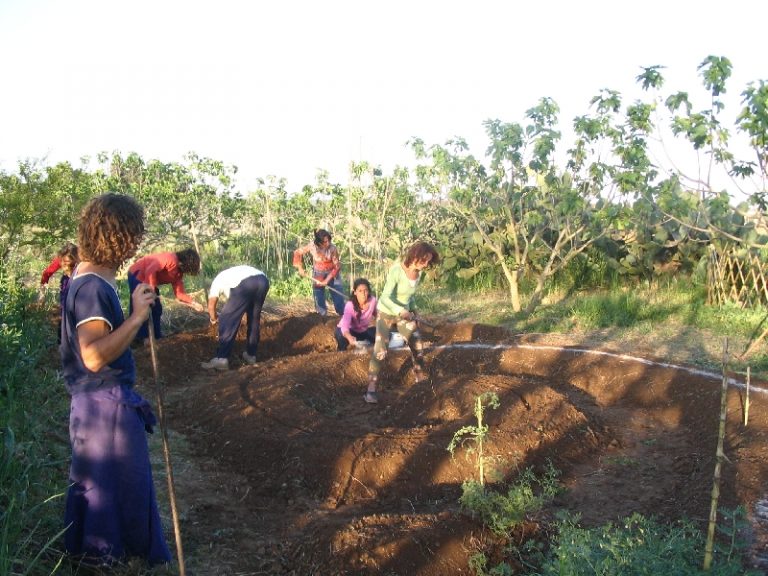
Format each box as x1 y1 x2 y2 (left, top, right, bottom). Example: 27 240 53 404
60 193 171 567
364 241 439 404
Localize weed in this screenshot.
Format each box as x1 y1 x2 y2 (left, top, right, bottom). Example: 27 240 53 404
458 464 560 537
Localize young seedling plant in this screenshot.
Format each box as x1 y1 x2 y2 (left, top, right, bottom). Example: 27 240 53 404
447 391 501 486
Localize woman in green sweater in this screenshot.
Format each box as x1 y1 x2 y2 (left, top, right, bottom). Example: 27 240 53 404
364 241 440 404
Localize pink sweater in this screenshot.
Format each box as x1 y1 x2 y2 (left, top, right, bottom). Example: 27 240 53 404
337 297 377 334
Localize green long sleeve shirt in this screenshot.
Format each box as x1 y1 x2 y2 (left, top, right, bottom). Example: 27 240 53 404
378 260 421 316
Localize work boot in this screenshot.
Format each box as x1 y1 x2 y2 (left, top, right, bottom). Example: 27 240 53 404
242 351 257 365
201 357 229 371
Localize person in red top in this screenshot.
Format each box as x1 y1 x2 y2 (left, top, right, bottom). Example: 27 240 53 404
39 242 79 342
40 242 79 305
292 229 345 316
127 248 204 343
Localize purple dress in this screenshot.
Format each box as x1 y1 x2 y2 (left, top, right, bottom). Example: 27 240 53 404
60 272 171 566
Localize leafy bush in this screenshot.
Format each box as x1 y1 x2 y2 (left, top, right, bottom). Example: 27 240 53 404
538 511 757 576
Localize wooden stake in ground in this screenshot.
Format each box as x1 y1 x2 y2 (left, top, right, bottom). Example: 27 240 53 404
148 321 186 575
704 338 729 571
744 366 751 427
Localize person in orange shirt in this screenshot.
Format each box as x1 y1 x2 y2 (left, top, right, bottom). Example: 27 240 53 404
292 229 345 316
127 248 204 343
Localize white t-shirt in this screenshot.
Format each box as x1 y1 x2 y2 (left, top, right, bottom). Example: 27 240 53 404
209 266 265 300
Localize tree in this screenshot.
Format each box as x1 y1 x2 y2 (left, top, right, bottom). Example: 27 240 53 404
413 98 623 313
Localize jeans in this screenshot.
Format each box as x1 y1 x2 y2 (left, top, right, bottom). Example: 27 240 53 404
127 272 162 342
312 270 345 316
215 274 270 359
334 326 376 351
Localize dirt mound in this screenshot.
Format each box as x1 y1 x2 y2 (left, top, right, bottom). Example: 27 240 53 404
132 314 768 575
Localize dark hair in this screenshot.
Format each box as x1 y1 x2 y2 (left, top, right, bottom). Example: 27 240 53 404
351 277 372 317
58 242 79 261
176 248 201 275
313 229 332 247
78 194 144 268
403 241 440 267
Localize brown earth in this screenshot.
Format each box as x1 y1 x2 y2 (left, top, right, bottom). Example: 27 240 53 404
130 310 768 575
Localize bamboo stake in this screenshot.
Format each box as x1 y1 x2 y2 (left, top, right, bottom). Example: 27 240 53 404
703 338 729 571
147 321 186 575
744 366 751 427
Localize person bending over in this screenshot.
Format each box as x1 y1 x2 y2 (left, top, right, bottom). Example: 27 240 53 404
201 265 270 371
127 248 204 343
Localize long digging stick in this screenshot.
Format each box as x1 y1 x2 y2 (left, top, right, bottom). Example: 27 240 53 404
300 273 347 299
147 321 186 575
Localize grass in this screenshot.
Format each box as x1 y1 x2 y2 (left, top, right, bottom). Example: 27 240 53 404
0 265 72 574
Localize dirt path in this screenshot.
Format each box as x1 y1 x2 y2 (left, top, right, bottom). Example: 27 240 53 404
133 314 768 575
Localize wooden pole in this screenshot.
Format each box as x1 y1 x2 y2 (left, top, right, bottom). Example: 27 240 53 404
744 366 751 427
704 338 729 571
147 321 186 575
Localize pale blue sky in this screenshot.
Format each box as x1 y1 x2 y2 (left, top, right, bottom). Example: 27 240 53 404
0 0 765 192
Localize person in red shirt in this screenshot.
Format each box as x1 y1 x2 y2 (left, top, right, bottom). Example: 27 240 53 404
39 242 79 342
40 242 79 305
127 248 204 343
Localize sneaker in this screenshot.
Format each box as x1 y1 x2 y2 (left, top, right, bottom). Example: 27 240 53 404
242 351 257 365
201 357 229 371
363 391 378 404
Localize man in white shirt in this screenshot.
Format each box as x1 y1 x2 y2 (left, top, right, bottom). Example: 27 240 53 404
201 265 270 371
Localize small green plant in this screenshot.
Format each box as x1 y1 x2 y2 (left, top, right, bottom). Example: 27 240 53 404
447 392 500 486
459 464 560 537
468 552 514 576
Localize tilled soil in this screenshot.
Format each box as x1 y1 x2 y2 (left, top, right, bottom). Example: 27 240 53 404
131 314 768 575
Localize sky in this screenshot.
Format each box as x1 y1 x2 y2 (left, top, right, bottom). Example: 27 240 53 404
0 0 765 193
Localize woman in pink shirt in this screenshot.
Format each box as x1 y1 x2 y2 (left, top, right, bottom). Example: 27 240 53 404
127 248 204 343
334 278 377 351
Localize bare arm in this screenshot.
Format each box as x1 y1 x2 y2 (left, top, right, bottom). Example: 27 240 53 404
77 283 155 372
207 296 219 323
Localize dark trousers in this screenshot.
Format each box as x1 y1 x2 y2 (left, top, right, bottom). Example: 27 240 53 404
216 274 270 359
334 326 376 351
128 272 162 341
312 270 345 316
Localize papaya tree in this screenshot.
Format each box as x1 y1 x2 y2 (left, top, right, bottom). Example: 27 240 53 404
625 57 768 258
412 98 624 314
